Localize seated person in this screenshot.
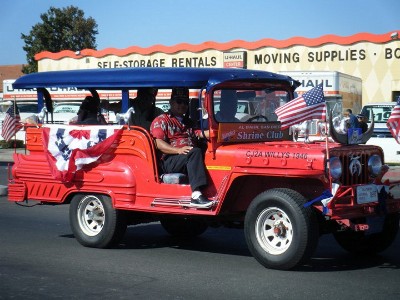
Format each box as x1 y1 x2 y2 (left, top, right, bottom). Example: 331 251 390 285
76 96 107 125
129 88 164 131
215 90 240 122
357 113 368 133
150 87 213 209
344 108 360 129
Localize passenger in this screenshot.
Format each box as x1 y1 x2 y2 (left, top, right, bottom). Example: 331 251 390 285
357 113 368 133
76 96 107 125
129 88 164 131
344 108 360 129
215 90 240 122
150 87 213 209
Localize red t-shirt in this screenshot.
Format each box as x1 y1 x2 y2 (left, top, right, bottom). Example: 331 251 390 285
150 113 200 148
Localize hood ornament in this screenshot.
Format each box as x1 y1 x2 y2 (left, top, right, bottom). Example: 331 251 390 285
349 155 362 176
329 110 374 144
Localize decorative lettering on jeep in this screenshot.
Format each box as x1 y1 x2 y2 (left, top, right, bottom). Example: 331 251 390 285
245 151 307 160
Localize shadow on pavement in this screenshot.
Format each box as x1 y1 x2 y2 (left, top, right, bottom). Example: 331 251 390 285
96 222 400 272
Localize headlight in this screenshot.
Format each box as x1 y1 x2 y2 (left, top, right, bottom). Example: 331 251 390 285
368 154 382 177
328 156 342 180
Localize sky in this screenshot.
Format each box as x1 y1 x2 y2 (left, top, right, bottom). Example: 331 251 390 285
0 0 399 65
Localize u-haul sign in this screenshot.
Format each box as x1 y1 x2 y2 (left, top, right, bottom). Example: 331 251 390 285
223 51 247 69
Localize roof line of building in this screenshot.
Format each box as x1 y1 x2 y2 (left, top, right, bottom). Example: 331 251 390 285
35 31 397 61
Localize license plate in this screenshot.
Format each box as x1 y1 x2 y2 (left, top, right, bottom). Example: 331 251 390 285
356 185 378 204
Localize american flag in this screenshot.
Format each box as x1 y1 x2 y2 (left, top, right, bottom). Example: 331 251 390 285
1 103 23 142
275 83 326 130
386 96 400 144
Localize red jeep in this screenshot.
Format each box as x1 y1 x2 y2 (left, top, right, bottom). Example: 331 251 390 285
8 68 400 270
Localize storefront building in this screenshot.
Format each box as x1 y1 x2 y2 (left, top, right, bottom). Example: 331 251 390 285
35 31 400 105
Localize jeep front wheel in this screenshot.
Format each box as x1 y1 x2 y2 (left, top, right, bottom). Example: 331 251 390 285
69 194 127 248
244 188 319 270
333 213 399 254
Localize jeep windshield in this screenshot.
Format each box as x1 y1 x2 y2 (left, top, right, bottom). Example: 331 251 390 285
209 88 292 143
212 88 290 123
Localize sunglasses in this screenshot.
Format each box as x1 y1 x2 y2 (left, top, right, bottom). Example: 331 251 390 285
174 99 189 105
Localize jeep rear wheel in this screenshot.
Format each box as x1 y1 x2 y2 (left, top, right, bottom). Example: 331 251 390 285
244 188 319 270
160 216 208 238
333 213 399 254
69 194 127 248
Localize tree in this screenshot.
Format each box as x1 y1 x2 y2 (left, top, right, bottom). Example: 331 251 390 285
21 6 98 73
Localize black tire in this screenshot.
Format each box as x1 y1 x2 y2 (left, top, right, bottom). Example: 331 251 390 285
244 188 319 270
160 216 208 238
69 194 127 248
333 213 399 254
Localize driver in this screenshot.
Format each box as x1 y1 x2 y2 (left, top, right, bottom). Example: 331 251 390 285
215 90 240 122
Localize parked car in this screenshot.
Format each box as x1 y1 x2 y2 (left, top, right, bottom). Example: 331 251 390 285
361 102 400 163
53 102 81 113
155 100 170 112
51 102 81 124
52 102 116 124
360 102 395 137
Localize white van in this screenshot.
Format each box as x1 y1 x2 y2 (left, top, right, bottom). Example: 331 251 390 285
361 102 399 164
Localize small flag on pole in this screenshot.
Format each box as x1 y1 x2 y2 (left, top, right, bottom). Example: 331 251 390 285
1 103 23 142
275 83 326 130
386 96 400 144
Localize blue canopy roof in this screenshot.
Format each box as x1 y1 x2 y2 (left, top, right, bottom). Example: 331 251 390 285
13 67 299 91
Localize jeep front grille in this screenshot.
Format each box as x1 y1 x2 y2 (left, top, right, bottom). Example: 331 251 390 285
330 146 383 186
340 152 369 185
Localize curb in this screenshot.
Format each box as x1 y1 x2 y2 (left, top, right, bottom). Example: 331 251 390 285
0 149 27 163
0 185 7 196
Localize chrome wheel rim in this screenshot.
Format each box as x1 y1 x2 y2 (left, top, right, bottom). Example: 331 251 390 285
255 207 293 255
77 195 105 236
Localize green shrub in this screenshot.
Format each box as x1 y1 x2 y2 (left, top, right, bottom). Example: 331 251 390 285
0 140 25 149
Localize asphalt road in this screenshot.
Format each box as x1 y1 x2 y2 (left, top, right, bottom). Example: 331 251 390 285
1 162 400 299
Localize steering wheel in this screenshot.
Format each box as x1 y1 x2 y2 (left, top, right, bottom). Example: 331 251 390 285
246 115 268 122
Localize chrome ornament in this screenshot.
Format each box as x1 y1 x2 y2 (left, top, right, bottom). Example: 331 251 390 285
328 110 374 144
23 106 48 127
116 106 135 125
349 155 362 176
289 120 311 143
